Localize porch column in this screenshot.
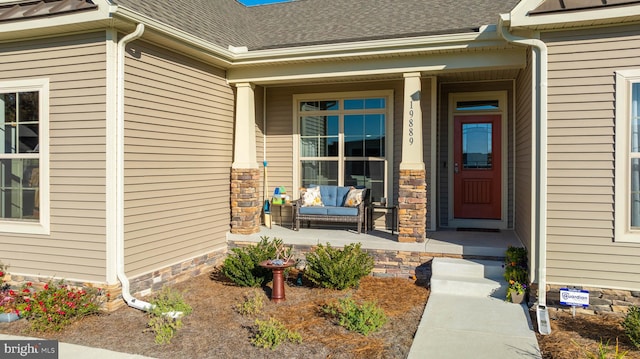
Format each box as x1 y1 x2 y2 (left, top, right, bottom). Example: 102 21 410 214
231 83 260 235
398 73 426 243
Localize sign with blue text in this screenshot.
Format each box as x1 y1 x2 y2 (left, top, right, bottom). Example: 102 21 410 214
559 288 589 307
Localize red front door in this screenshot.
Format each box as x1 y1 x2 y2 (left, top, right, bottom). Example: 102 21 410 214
453 115 501 219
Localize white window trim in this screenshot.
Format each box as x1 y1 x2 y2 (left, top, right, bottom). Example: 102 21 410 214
615 70 640 243
0 78 50 235
292 90 394 201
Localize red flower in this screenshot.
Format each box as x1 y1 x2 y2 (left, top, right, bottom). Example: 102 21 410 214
8 290 15 296
22 289 30 293
44 284 49 290
26 282 32 287
0 271 4 277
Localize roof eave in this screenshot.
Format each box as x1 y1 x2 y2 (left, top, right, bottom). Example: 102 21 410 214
509 1 640 30
0 0 116 42
229 25 505 66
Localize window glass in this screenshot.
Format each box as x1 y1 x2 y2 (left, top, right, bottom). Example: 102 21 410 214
0 91 40 221
345 160 384 202
456 100 499 111
301 160 338 187
462 123 492 169
365 98 385 109
344 114 364 156
300 100 338 111
299 95 388 202
300 115 338 157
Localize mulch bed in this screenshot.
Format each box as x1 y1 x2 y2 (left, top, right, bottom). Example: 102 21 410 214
2 268 640 359
0 269 429 359
535 310 640 359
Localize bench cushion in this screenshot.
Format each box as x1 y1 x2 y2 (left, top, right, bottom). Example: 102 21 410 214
299 206 329 215
317 185 351 207
298 206 358 216
326 206 358 216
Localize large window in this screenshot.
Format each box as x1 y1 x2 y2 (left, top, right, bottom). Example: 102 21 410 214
0 79 48 234
615 70 640 243
296 92 391 203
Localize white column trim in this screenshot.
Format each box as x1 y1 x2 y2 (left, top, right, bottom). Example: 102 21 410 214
232 83 258 169
400 72 425 171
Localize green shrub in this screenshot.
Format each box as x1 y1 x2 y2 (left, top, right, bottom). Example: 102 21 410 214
222 236 284 287
235 290 264 316
251 317 302 350
503 246 528 283
17 279 104 332
304 242 374 290
322 297 387 336
623 305 640 349
146 286 193 344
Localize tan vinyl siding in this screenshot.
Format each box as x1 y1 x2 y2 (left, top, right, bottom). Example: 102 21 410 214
514 50 533 254
543 24 640 291
0 32 108 281
123 40 233 276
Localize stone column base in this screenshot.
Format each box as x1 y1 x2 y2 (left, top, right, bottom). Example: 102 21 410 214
231 168 261 234
398 169 427 243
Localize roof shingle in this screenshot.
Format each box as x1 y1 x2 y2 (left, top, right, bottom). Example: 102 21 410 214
113 0 520 50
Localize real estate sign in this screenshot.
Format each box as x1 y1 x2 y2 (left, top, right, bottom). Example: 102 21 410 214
559 288 589 307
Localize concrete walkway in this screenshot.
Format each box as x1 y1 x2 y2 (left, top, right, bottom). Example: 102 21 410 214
407 257 542 359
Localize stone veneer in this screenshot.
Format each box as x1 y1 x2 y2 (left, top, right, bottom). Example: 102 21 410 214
541 284 640 316
228 241 501 287
4 248 227 312
230 168 261 235
398 169 427 243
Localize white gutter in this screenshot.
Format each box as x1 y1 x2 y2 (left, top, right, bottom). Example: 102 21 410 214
116 23 152 312
498 13 550 333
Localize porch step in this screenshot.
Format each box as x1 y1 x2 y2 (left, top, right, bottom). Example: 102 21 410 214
430 258 507 298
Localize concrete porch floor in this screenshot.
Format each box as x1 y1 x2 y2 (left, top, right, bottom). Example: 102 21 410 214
226 224 524 258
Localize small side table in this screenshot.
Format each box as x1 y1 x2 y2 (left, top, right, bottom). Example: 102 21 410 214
259 259 296 303
369 204 398 234
270 202 296 230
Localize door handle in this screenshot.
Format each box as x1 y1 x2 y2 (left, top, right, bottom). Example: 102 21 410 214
454 162 459 174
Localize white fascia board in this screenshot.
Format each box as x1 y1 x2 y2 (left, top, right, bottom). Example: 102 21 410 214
0 0 115 34
227 48 525 85
510 0 640 29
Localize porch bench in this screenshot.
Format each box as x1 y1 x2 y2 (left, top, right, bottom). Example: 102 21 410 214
295 185 368 233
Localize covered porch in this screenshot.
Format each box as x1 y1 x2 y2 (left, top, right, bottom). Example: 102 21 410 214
226 22 535 275
227 224 523 259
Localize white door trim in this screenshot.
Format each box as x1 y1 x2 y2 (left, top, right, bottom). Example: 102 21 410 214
447 91 508 229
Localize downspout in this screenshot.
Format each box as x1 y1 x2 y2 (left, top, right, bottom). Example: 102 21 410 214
116 23 152 311
498 14 549 325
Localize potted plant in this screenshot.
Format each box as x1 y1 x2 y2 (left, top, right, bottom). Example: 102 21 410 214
503 246 528 303
507 281 527 304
